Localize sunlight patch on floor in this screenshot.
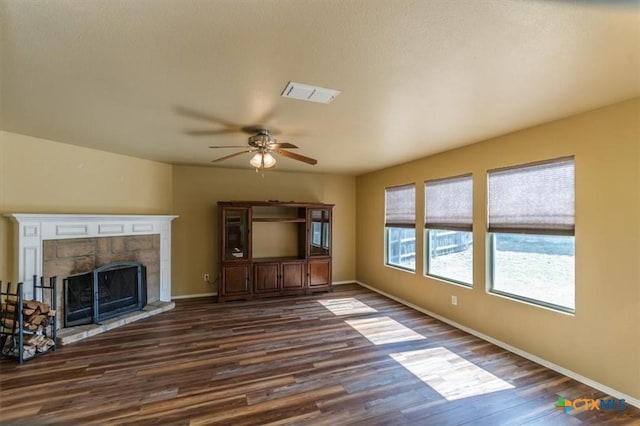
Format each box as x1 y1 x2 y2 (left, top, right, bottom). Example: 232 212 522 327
390 347 514 401
318 298 378 315
345 316 425 345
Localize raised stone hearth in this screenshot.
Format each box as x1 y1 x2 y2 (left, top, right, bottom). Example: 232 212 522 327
57 300 174 345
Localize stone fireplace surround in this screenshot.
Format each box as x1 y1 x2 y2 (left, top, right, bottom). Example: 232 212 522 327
44 235 159 329
6 214 178 344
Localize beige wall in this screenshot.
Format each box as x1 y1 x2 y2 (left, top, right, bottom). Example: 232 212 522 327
356 98 640 400
0 131 173 280
171 165 356 297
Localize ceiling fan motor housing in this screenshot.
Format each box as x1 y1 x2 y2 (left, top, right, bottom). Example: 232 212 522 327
248 130 276 148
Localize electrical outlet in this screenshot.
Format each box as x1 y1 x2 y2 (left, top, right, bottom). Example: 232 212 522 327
451 295 458 306
204 273 210 282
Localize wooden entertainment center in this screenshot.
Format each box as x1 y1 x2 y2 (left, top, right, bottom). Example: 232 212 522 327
217 201 333 302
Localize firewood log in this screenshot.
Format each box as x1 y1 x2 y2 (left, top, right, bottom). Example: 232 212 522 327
23 347 36 358
25 301 39 310
37 338 54 352
27 334 45 345
1 318 19 329
29 315 46 326
1 303 16 313
23 335 54 353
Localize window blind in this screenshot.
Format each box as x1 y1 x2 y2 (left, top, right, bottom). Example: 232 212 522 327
424 174 473 231
385 184 416 228
488 157 575 235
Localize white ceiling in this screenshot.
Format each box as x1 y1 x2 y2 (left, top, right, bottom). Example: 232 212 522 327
1 1 639 175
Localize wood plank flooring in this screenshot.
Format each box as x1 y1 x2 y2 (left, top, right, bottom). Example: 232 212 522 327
1 284 638 425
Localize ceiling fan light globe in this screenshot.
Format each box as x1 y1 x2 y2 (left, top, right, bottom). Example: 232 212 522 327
262 153 277 168
249 153 264 168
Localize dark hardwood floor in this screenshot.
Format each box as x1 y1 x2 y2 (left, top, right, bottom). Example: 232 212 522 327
1 284 638 425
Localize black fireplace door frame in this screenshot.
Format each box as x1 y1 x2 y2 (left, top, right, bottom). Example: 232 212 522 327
64 261 147 327
64 271 94 327
92 261 147 324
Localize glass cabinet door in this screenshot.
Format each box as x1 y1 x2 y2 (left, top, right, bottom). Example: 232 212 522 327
223 208 250 261
309 208 331 257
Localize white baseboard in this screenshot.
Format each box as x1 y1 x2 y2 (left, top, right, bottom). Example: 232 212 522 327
171 282 356 300
172 292 217 300
355 280 640 409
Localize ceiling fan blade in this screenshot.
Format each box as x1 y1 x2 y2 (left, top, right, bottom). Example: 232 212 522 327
186 129 242 136
277 149 317 165
208 145 247 149
211 150 251 163
254 109 277 127
175 107 242 128
241 125 281 136
270 142 298 149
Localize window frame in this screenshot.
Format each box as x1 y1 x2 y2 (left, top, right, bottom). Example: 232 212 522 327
487 157 575 313
424 174 473 286
384 183 416 272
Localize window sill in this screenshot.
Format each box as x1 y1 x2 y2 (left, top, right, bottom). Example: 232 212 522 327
384 264 416 274
425 274 473 289
488 289 575 316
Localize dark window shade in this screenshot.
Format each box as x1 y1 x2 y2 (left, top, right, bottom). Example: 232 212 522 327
488 157 575 235
385 184 416 228
424 174 473 231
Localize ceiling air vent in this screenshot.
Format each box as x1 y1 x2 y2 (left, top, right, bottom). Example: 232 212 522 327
281 81 340 104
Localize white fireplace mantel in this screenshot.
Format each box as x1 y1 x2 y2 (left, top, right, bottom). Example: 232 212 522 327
6 214 178 301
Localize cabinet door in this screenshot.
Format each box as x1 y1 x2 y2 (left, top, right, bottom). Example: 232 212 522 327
254 263 280 294
308 259 331 288
308 208 331 257
222 264 250 295
222 207 250 261
281 261 305 290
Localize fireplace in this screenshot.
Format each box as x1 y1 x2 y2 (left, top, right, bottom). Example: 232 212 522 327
6 214 178 344
64 262 147 327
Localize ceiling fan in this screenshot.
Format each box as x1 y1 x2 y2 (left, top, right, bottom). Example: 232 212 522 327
176 107 316 170
209 128 317 169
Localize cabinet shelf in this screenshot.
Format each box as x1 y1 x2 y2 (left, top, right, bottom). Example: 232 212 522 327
252 218 306 223
253 256 305 262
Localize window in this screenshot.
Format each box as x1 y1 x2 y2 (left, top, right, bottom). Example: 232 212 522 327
424 174 473 285
488 157 575 312
385 184 416 271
